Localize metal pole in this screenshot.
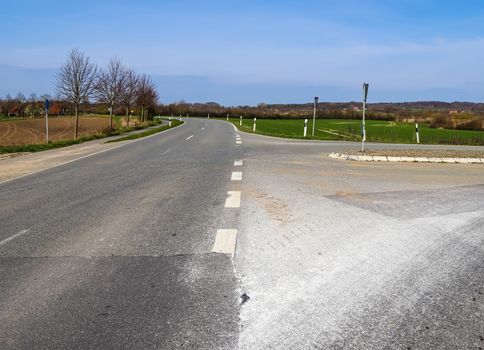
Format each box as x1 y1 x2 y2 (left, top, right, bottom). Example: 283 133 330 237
304 119 308 137
312 96 319 136
361 83 369 152
45 109 49 143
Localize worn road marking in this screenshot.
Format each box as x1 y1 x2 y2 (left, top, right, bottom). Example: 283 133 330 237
201 127 205 130
234 160 243 166
161 149 172 155
0 229 30 247
236 141 242 145
186 135 194 140
212 229 238 256
231 172 243 181
225 191 241 208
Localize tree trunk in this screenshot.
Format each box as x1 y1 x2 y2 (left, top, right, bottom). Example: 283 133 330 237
109 107 113 132
74 105 79 139
125 106 129 128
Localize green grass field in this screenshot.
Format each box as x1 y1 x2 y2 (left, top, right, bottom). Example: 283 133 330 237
225 118 484 145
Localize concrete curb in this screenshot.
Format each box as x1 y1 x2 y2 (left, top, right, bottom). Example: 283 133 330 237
328 153 484 164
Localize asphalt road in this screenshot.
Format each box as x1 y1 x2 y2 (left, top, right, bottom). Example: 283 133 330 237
0 118 242 349
1 118 483 349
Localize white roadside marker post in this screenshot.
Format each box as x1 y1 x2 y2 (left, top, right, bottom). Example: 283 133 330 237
44 99 49 144
304 118 308 137
227 114 229 121
208 113 210 119
416 123 420 144
240 115 243 126
361 83 369 153
253 117 257 132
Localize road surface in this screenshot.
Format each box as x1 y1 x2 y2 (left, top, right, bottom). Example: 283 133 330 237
1 118 483 349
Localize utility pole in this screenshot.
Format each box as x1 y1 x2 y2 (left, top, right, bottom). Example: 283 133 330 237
361 83 369 152
312 97 319 137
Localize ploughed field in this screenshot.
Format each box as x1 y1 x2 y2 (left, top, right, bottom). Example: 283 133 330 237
228 118 484 145
0 117 112 146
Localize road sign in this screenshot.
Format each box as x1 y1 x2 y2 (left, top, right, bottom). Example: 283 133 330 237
45 99 50 111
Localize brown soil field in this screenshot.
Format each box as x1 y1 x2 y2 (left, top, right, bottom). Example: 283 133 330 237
0 117 119 146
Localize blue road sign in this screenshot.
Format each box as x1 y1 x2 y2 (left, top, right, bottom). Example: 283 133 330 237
45 99 50 111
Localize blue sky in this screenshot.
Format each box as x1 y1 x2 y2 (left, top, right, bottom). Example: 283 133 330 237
1 0 483 105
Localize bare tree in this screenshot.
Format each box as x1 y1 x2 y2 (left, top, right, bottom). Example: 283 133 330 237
95 58 127 131
29 93 37 117
120 69 139 127
136 74 159 123
55 49 97 138
15 93 26 118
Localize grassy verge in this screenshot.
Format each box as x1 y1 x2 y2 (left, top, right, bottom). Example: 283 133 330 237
225 118 484 145
0 121 176 154
106 120 183 142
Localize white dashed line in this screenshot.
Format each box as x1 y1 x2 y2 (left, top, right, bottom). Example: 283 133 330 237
236 141 242 145
212 229 238 256
161 149 171 155
201 127 205 130
234 160 243 166
231 172 243 181
0 229 30 247
186 135 194 140
225 191 241 208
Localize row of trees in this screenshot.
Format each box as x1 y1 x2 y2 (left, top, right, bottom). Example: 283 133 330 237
55 49 158 138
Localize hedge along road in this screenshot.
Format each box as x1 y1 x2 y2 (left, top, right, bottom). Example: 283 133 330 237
228 118 484 145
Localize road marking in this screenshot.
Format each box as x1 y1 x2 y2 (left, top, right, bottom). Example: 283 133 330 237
236 141 242 144
212 229 238 257
201 127 205 130
0 229 30 247
0 121 186 186
225 191 241 208
161 149 172 155
234 160 243 166
231 172 243 181
186 135 194 140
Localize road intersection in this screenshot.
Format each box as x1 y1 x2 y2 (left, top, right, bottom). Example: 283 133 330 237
0 118 483 349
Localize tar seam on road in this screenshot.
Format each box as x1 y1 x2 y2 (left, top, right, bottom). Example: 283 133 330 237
0 121 186 186
0 229 30 247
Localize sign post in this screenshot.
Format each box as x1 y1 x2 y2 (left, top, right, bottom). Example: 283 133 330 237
312 97 319 137
45 99 50 144
361 83 369 152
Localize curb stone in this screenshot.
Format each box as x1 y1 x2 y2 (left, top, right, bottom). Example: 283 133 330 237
328 153 484 164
